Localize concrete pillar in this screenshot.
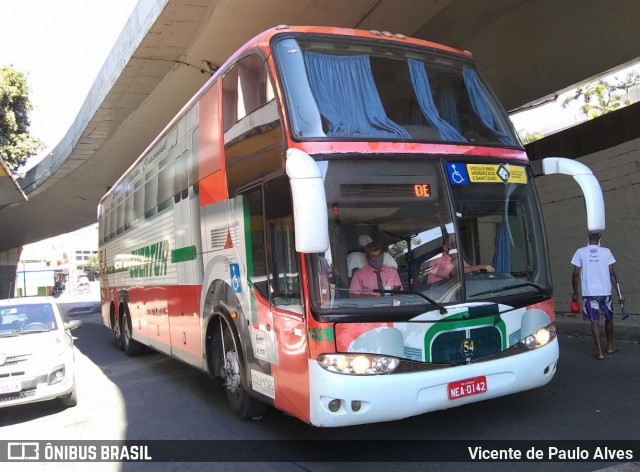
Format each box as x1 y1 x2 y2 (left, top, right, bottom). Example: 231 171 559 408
0 247 23 299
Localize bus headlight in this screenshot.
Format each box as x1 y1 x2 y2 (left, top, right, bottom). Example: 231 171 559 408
318 354 400 375
521 323 557 350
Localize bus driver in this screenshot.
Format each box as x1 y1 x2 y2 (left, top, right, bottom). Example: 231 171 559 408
349 241 401 297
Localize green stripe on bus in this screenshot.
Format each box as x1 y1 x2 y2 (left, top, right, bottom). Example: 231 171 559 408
171 245 197 263
242 196 258 324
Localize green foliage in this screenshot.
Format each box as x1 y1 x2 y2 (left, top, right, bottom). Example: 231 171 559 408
614 71 640 105
0 65 44 173
387 237 422 259
85 252 100 273
562 71 640 119
518 130 544 145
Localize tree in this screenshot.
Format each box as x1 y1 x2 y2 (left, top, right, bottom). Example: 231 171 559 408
562 70 640 120
518 130 544 145
0 65 44 173
84 252 101 280
613 71 640 105
562 80 621 119
85 252 100 272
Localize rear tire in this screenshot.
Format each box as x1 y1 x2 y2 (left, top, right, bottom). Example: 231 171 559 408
112 312 124 351
220 319 268 420
122 309 145 356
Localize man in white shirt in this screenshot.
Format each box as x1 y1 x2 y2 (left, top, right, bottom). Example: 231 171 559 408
571 231 624 360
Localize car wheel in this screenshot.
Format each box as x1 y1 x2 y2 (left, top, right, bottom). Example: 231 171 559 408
59 382 78 408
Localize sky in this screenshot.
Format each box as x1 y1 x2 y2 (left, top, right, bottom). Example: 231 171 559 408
0 0 138 167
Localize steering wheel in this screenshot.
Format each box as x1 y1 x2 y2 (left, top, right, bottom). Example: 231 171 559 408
23 322 49 331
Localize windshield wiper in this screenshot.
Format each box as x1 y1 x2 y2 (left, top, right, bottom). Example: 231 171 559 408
374 289 448 314
0 331 20 337
469 282 546 298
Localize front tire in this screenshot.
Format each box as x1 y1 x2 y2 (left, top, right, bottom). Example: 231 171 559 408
220 319 268 420
59 382 77 408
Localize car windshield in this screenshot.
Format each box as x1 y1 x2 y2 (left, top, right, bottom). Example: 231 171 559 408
0 303 58 334
307 158 551 318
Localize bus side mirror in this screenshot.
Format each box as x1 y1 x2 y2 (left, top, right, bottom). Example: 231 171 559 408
286 148 330 253
539 157 605 232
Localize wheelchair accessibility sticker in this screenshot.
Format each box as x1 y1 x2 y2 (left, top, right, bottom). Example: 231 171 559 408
230 263 241 293
447 163 527 185
446 163 469 185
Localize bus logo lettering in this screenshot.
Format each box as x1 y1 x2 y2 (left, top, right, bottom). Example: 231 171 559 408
129 241 168 278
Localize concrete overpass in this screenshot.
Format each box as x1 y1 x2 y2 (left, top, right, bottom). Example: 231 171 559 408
1 0 640 284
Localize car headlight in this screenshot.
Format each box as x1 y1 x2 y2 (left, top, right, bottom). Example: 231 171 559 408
318 353 400 375
521 323 557 349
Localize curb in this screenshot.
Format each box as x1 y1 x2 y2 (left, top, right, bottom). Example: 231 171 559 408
554 313 640 343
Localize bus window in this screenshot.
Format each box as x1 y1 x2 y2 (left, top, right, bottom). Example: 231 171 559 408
244 187 268 298
109 203 117 240
133 178 144 224
189 129 199 194
144 167 158 218
223 53 283 196
124 189 133 230
157 152 173 212
173 151 185 203
274 37 517 146
116 198 124 235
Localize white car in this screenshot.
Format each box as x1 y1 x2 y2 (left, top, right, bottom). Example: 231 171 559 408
0 296 82 409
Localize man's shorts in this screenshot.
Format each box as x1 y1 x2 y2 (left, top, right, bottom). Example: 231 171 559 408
582 296 614 322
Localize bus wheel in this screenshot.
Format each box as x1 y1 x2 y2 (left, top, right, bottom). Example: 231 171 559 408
112 309 124 351
122 309 145 356
221 321 268 420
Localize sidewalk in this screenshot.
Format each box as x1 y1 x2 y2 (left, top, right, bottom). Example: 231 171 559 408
555 312 640 342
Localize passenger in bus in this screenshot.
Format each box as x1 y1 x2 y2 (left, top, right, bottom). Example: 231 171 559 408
426 235 494 284
349 241 401 297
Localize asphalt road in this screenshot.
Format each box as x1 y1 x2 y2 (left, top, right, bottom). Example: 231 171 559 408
1 306 639 472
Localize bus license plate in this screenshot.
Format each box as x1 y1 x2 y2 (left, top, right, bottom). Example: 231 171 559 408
0 380 21 394
448 376 487 400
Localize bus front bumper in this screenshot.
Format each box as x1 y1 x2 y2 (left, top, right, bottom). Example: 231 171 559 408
308 338 558 427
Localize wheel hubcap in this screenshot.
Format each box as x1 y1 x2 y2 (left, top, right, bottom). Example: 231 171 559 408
224 349 241 394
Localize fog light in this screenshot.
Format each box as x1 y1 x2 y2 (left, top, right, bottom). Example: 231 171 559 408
328 399 341 412
48 366 65 385
351 400 361 412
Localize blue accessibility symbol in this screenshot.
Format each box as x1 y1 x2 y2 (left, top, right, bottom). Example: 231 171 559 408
230 263 241 293
446 163 469 185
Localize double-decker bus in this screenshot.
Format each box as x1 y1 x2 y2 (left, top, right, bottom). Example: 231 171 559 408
98 25 605 427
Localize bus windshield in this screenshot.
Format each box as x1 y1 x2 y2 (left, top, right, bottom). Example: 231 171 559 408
308 158 551 317
274 35 518 146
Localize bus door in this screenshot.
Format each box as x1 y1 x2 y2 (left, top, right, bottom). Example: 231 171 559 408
244 176 309 417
